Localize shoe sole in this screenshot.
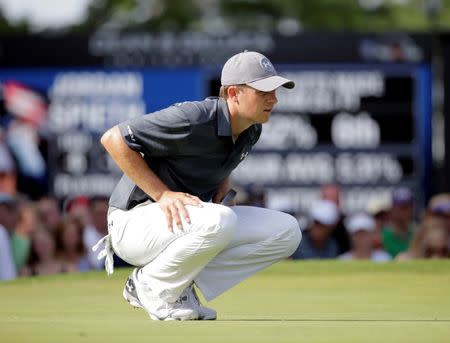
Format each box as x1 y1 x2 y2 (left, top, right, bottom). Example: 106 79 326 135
152 315 198 321
199 315 217 320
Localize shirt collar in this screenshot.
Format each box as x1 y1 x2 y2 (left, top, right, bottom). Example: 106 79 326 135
216 97 232 137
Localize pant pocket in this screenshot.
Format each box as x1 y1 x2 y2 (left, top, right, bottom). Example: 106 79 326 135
107 210 128 259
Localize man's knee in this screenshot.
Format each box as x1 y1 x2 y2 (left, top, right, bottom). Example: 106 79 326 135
278 213 302 257
196 204 237 245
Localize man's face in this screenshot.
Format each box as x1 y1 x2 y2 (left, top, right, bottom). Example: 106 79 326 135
321 185 341 208
0 203 18 231
235 85 278 124
391 203 413 223
309 222 334 244
351 230 373 251
38 198 61 231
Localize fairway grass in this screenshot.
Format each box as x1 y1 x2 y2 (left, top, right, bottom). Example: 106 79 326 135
1 261 450 343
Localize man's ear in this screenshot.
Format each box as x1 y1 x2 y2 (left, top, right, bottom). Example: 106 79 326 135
227 86 239 103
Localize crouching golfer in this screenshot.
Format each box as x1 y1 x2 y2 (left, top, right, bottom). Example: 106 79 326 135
95 51 302 321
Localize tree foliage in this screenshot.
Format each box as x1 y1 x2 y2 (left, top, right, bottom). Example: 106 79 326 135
0 0 448 34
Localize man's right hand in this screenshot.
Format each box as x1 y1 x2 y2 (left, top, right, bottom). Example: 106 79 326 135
157 191 203 232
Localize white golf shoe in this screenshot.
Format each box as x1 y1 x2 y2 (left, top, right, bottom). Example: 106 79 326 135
123 269 198 321
123 269 216 320
184 283 217 320
123 270 143 309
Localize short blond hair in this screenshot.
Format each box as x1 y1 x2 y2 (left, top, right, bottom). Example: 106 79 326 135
219 85 246 99
219 85 229 99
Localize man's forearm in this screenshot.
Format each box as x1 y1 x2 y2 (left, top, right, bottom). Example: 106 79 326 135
100 125 169 201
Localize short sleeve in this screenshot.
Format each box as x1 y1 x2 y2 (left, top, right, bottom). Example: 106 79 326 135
118 105 192 157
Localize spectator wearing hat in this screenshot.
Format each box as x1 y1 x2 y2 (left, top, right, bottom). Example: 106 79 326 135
366 195 392 249
291 200 339 260
339 213 391 262
0 193 19 280
382 187 416 258
320 184 350 255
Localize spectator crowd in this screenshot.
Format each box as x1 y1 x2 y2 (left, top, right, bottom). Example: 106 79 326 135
0 192 131 280
290 185 450 262
1 156 450 281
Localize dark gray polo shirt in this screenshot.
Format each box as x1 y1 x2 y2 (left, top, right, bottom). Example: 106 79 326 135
109 97 262 210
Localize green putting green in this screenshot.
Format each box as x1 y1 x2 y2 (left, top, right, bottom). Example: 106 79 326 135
1 261 450 343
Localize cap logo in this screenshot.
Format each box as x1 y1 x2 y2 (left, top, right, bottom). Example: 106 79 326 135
260 57 275 73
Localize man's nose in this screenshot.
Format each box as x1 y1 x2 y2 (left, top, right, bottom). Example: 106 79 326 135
268 91 278 104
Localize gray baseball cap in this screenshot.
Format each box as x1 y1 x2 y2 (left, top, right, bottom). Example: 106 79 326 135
221 51 295 92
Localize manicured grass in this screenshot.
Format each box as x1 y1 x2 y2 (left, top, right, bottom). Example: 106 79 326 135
1 261 450 343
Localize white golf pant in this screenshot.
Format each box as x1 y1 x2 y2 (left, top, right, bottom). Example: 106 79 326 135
107 202 301 302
